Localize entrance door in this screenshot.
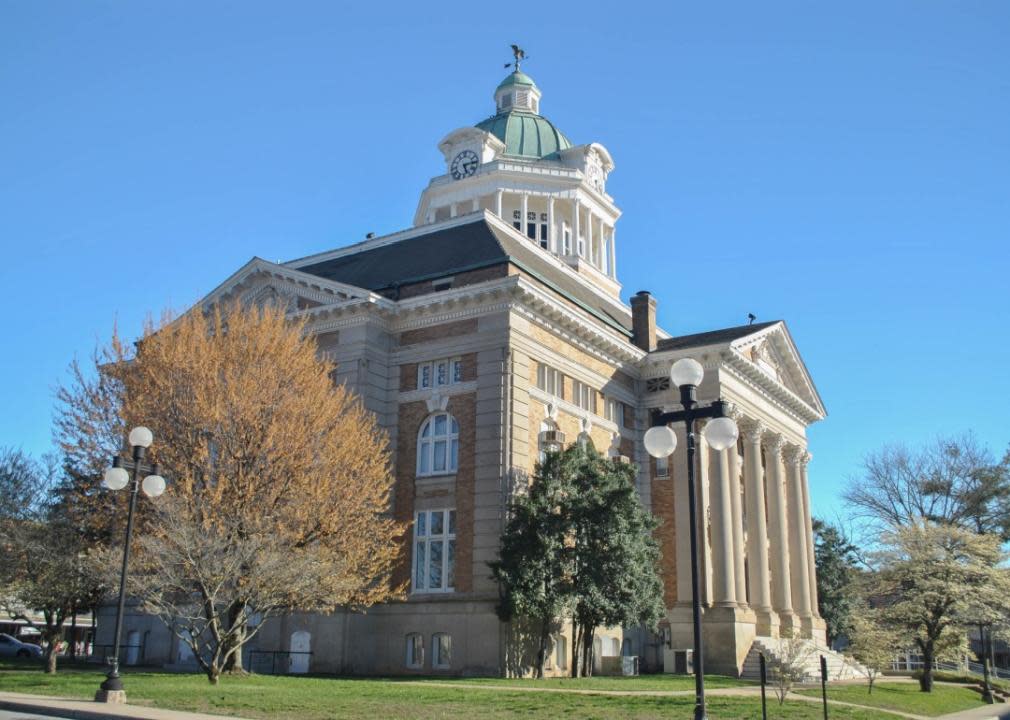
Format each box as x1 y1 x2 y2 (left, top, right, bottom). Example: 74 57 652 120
125 630 140 665
289 631 310 674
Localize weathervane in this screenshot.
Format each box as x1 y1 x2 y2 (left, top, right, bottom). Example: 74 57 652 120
504 44 527 72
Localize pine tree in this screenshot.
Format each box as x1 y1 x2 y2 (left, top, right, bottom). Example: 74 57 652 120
812 519 858 645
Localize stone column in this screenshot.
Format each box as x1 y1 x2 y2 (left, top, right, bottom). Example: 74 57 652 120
800 453 823 633
495 190 503 217
608 227 617 278
785 446 814 635
742 421 776 634
547 196 555 253
521 194 529 238
572 198 581 254
709 448 737 607
765 433 797 635
587 210 594 261
450 202 458 218
696 422 713 605
727 437 747 606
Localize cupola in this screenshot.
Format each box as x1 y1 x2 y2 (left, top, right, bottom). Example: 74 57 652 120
494 71 542 113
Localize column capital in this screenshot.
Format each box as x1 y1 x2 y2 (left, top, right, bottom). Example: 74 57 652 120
784 444 807 467
739 418 766 443
764 432 787 456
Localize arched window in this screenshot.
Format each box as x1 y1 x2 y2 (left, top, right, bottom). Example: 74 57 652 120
417 412 459 476
405 633 423 668
432 633 452 669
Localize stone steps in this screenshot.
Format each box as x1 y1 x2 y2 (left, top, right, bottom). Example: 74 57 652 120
740 636 868 682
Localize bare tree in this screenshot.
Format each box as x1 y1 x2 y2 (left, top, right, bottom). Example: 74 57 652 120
0 450 106 674
770 629 814 704
845 434 1010 538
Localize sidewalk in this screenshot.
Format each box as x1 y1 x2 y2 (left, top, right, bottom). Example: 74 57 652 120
0 692 254 720
3 686 1010 720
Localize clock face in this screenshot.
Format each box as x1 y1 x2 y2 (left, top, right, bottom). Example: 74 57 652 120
450 150 480 180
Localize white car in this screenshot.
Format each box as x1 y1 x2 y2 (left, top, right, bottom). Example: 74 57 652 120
0 633 43 659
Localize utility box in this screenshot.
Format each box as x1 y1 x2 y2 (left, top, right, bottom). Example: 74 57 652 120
673 649 694 675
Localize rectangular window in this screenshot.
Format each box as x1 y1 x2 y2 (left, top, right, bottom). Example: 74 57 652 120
605 398 625 427
539 223 548 248
513 221 521 231
413 509 456 593
527 222 536 240
433 634 452 669
656 454 669 477
573 380 596 413
513 210 521 220
536 363 561 397
406 634 423 668
563 225 572 255
577 236 585 257
418 357 464 390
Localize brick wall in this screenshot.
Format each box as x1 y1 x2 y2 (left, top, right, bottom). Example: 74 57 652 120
400 319 478 346
391 394 477 594
652 465 678 606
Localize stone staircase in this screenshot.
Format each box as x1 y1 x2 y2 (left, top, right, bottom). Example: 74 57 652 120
740 636 869 682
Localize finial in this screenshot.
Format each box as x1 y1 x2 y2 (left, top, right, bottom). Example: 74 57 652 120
504 44 527 72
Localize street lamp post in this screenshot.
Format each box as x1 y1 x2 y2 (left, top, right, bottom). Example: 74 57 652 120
95 426 167 704
644 358 739 720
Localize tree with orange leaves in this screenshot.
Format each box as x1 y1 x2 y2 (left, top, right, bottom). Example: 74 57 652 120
57 302 403 683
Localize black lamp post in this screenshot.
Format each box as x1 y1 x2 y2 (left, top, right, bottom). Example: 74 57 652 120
95 426 166 703
644 358 739 720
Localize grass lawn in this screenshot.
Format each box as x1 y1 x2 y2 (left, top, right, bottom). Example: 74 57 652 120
433 673 750 691
0 660 912 720
796 681 986 717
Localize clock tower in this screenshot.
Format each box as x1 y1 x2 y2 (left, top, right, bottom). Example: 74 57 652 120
414 62 622 298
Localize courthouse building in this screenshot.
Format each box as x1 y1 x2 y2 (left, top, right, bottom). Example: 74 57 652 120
102 64 835 677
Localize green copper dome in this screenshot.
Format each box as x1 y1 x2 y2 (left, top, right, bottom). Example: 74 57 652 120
496 70 536 91
476 111 572 159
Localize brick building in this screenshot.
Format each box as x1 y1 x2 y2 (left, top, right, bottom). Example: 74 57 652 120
99 64 833 677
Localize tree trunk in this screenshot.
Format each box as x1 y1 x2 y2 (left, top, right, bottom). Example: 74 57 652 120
207 666 220 685
45 645 58 674
534 619 549 679
981 625 994 704
571 623 581 678
581 626 595 677
222 603 246 674
920 643 934 692
70 609 77 661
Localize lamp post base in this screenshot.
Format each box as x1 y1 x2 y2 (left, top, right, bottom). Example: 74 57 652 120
95 689 127 704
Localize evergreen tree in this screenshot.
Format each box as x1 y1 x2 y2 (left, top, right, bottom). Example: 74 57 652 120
491 442 664 678
490 449 576 678
568 444 664 676
813 519 859 645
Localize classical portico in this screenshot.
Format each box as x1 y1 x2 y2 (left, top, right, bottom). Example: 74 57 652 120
640 322 828 676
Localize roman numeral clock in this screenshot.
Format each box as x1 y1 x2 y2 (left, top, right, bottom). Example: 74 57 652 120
450 149 479 180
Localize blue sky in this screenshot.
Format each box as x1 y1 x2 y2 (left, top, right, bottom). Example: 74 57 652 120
1 1 1007 520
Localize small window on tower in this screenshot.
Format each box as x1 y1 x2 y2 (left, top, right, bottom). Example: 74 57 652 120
539 224 548 249
513 210 521 220
516 89 529 107
501 93 512 109
527 211 536 221
526 222 536 240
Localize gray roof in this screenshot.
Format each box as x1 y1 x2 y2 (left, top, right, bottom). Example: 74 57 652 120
655 321 779 352
294 217 633 336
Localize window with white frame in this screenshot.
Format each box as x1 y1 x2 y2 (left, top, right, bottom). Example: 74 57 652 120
417 413 459 476
536 363 562 397
604 398 624 427
655 454 669 478
413 509 456 592
573 380 596 413
432 633 452 668
418 357 463 390
405 633 423 668
562 224 572 255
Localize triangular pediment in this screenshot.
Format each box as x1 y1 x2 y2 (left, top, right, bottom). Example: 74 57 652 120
198 257 383 314
729 322 825 419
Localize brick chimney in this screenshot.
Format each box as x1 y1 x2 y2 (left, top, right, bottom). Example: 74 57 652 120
630 290 657 352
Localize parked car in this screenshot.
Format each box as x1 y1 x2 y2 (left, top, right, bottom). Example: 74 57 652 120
0 633 43 659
